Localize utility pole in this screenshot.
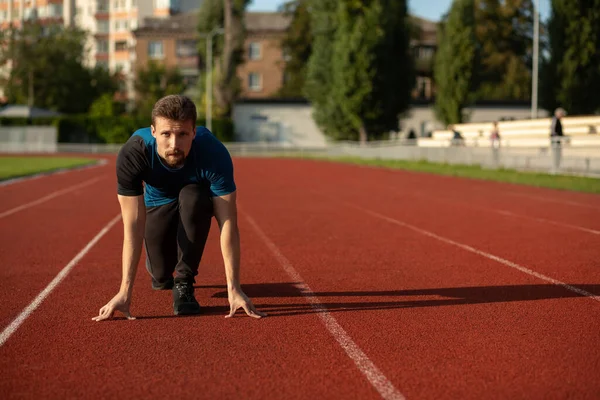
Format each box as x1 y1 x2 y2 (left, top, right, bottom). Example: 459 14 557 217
531 0 540 119
200 27 224 133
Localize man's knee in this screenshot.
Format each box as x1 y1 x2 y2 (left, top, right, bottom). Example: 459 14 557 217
178 184 213 218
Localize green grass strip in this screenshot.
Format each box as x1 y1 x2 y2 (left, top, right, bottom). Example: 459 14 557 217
286 154 600 194
0 156 98 181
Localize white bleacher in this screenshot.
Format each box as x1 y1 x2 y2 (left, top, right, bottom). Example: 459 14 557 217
426 115 600 148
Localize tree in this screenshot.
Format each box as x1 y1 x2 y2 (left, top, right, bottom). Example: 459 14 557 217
541 0 600 115
304 0 349 140
0 23 117 114
330 0 414 143
134 62 185 117
306 0 413 142
434 0 479 125
197 0 250 118
475 0 534 100
278 0 312 97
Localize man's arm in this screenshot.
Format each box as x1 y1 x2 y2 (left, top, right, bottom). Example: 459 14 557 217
213 191 266 319
92 195 146 321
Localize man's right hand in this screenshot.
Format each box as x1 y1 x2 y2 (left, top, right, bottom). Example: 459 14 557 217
92 292 135 321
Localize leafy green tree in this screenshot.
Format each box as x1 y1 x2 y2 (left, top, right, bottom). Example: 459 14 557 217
134 61 185 117
197 0 250 118
475 0 534 100
278 0 312 97
330 0 414 142
541 0 600 114
434 0 479 125
0 23 117 113
304 0 349 139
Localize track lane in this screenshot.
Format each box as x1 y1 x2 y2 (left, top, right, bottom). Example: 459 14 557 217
0 165 119 329
247 159 599 285
2 157 599 399
229 158 600 399
0 213 388 400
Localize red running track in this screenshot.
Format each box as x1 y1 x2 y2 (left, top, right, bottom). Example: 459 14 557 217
0 156 598 400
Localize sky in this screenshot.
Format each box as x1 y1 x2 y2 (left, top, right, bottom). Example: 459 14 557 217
247 0 552 22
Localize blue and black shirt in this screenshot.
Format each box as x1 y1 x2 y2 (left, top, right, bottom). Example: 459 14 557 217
116 126 236 207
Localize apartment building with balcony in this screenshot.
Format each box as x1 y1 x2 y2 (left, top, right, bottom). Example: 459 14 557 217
0 0 74 30
0 0 201 102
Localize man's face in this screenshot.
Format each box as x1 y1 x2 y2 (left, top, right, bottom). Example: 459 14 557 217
151 117 196 168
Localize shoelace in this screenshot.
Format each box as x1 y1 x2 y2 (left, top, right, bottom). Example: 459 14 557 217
176 283 194 301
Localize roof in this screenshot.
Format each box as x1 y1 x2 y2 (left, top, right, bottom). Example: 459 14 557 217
134 11 291 37
411 16 438 33
0 105 61 118
244 12 291 32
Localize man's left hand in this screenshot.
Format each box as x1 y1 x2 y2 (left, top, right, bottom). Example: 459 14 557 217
226 287 267 319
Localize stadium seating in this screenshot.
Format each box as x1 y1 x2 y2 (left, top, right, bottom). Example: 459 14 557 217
420 115 600 148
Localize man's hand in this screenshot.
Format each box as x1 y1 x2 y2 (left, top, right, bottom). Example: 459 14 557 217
92 292 136 321
226 287 267 319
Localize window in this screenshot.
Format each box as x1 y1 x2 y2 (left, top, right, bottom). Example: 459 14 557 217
154 0 170 8
113 0 126 10
48 4 63 17
148 41 164 59
248 73 262 91
115 41 128 52
176 40 197 57
97 0 109 12
248 42 261 60
114 19 129 31
97 40 109 53
97 20 109 33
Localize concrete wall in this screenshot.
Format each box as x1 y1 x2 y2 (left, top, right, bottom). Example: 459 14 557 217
232 103 328 147
0 126 58 153
232 101 551 147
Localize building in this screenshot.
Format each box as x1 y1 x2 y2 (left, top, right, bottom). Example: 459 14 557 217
237 12 291 98
0 0 201 102
133 10 291 102
410 16 437 100
133 10 201 100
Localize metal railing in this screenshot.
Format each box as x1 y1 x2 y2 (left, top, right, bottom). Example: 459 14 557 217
1 137 599 177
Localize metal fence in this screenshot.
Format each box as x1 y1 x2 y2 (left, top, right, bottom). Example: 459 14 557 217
1 137 599 177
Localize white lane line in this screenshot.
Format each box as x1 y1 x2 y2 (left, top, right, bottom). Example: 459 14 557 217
0 159 108 187
0 214 121 347
494 209 600 235
344 201 600 303
244 212 406 400
0 177 104 219
409 190 600 236
506 191 599 210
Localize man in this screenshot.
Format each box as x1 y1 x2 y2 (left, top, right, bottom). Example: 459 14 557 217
551 107 567 141
550 107 567 173
93 95 266 320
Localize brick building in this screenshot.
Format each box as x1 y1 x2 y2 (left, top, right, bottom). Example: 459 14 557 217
133 10 291 101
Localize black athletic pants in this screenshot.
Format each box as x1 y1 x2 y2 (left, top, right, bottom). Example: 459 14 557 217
144 184 213 286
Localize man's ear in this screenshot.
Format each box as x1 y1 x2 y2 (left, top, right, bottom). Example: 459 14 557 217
151 125 156 137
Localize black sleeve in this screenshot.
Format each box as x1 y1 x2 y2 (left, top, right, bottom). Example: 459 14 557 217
116 136 147 196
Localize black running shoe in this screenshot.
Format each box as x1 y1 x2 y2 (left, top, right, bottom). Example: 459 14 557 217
173 280 201 315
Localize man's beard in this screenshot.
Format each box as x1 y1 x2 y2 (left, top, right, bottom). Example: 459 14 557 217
163 150 185 168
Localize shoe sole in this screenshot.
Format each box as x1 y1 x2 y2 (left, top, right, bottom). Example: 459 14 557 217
173 303 201 316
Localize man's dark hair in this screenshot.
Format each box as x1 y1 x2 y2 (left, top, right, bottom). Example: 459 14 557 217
151 95 197 127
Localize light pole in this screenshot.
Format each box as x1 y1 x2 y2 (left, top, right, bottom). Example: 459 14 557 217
199 27 224 133
531 0 540 119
